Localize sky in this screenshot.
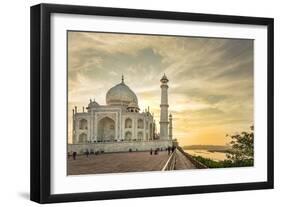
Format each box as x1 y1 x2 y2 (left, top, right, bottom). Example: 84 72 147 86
68 31 253 146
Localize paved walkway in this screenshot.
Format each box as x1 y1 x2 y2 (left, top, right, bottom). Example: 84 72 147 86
68 151 170 175
174 149 196 170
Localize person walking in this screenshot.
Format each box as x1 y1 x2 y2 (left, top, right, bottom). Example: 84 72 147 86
72 151 77 160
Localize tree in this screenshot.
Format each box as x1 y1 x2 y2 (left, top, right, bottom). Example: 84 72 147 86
226 125 254 167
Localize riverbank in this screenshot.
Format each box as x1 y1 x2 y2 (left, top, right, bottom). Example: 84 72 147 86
184 149 228 161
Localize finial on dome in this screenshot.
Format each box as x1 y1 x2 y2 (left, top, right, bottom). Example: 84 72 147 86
121 74 124 83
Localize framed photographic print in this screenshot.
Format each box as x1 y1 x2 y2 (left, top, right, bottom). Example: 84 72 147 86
30 3 274 203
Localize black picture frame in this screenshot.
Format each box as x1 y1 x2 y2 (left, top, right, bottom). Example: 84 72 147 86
30 3 274 204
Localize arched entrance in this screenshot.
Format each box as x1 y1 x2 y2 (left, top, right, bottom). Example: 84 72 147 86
78 133 87 143
137 132 143 140
125 118 132 128
125 131 132 141
97 117 115 142
79 119 88 130
137 119 144 129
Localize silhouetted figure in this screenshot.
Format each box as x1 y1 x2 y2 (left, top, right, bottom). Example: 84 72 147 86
168 146 171 155
72 151 77 160
154 149 158 155
150 148 153 155
86 150 89 158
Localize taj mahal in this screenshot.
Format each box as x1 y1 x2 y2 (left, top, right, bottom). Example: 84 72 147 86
68 74 174 154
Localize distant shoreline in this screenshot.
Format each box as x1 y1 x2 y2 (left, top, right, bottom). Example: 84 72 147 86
207 149 231 153
182 145 231 153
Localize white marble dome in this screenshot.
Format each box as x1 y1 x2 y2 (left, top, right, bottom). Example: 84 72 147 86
106 79 138 106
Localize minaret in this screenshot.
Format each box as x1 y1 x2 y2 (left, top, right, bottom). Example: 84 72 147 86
153 120 156 139
160 74 169 140
72 109 75 143
169 113 173 140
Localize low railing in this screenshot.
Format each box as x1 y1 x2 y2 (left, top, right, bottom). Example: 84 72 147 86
177 147 208 169
162 150 177 171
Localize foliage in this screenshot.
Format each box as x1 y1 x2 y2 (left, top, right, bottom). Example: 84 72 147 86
225 125 254 167
192 156 234 168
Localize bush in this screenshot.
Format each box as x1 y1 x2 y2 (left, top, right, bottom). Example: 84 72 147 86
192 155 253 168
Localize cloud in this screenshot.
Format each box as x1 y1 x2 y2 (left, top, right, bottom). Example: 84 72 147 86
68 31 254 146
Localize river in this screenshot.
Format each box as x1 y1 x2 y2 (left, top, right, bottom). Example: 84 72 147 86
184 149 228 161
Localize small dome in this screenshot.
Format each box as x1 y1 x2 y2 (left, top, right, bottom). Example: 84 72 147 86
128 101 139 108
88 99 99 108
106 76 138 107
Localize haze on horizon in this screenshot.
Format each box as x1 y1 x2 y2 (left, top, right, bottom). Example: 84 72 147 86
68 31 253 146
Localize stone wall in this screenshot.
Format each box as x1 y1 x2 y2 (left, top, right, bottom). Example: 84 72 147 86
68 140 173 154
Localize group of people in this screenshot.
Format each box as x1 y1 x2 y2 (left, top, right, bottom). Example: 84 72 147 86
149 146 176 155
167 146 176 155
150 148 159 155
68 146 177 160
67 151 77 160
68 150 105 160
